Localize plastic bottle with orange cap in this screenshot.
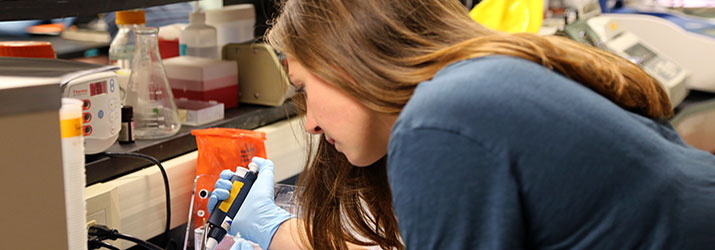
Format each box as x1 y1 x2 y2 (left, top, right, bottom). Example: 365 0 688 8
109 9 146 103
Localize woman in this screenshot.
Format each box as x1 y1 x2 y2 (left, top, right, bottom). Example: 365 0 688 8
207 0 715 249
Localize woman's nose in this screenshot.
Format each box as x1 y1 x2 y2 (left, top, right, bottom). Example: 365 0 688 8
304 111 323 135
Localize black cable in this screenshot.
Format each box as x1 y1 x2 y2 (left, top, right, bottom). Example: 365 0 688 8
88 234 110 250
96 241 120 250
89 224 161 250
115 232 164 250
103 152 172 248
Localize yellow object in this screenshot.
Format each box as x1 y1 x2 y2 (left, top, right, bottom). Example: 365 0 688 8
219 181 245 212
470 0 543 33
609 22 618 31
60 118 82 138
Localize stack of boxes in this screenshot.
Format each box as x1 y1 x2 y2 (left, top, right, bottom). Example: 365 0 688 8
163 56 238 125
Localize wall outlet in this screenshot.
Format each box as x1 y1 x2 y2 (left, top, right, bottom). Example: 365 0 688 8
85 182 122 248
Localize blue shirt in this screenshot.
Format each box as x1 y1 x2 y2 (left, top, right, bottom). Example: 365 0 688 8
388 56 715 249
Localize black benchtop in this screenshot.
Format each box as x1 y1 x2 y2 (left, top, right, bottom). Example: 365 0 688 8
86 103 296 186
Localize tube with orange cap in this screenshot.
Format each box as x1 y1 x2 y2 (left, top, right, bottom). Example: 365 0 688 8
0 41 56 59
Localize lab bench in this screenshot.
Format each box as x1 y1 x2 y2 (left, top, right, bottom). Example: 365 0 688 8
85 103 297 186
84 103 308 250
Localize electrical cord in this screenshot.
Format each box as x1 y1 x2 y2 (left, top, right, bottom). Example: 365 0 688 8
115 232 164 250
103 152 173 249
89 224 162 250
94 241 120 250
88 234 119 250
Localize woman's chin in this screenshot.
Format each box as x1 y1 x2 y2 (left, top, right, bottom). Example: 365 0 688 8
346 153 382 167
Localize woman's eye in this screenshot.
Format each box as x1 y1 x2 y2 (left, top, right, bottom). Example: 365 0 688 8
295 85 305 93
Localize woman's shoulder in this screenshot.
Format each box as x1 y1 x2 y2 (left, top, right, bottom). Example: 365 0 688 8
431 55 550 82
395 54 651 146
409 55 570 109
398 55 580 131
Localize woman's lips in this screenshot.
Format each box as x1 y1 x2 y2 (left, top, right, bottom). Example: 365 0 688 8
327 137 336 145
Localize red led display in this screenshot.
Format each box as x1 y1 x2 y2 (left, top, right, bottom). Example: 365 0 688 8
90 81 107 96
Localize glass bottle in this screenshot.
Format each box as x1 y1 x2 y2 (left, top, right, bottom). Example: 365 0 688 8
109 9 146 103
125 27 181 139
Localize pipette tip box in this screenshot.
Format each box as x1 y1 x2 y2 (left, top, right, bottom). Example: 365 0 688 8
175 98 224 126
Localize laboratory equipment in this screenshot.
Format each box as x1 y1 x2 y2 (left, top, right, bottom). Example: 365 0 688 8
163 56 239 108
194 225 238 250
205 4 256 51
0 57 121 154
604 1 715 39
109 9 146 102
563 8 690 106
125 26 182 139
59 98 88 250
223 43 294 106
175 98 224 126
591 14 715 92
180 11 219 59
185 175 207 250
205 163 260 250
0 59 69 250
585 17 690 106
638 11 715 38
62 66 122 153
274 184 298 213
190 184 294 250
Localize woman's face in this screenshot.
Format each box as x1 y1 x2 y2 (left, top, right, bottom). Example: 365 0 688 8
287 56 395 167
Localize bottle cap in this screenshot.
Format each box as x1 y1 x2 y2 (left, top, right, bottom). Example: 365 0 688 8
0 41 55 58
189 12 206 24
116 10 146 25
121 105 133 121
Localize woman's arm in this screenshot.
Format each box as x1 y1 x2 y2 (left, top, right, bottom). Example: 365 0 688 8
267 218 303 250
269 218 371 250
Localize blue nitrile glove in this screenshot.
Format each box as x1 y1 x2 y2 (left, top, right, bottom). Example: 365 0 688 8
207 170 236 213
207 157 295 250
231 237 262 250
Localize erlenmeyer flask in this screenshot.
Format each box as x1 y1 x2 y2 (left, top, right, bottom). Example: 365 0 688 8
125 27 181 139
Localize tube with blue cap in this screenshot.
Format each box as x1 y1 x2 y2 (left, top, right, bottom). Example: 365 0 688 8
204 162 259 250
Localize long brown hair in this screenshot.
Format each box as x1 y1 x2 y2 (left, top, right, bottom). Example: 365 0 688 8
267 0 673 249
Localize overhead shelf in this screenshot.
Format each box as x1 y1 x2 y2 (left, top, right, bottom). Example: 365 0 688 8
0 0 189 21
